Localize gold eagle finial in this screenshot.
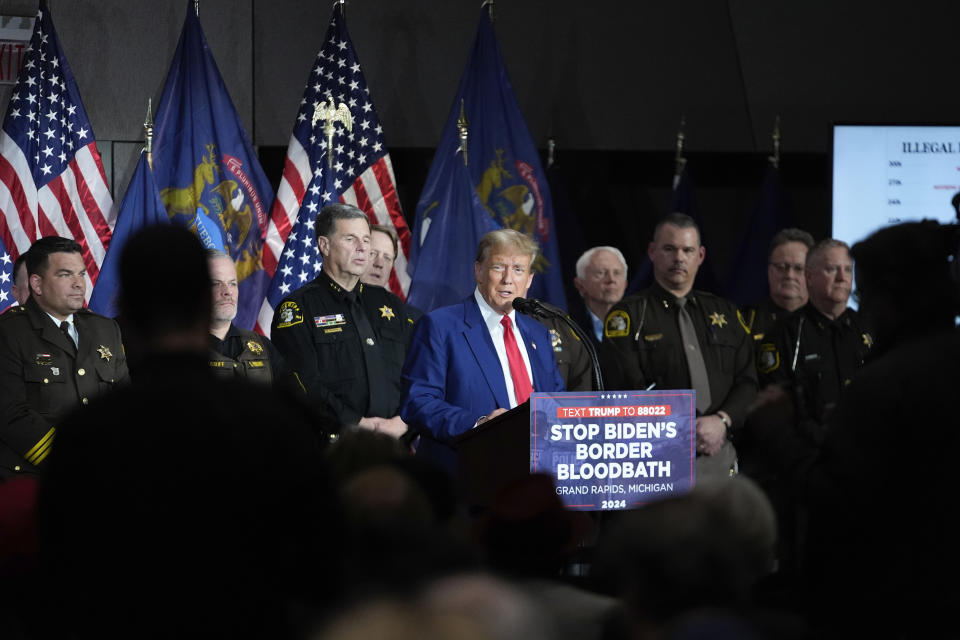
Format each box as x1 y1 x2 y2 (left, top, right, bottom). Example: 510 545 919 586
312 97 353 168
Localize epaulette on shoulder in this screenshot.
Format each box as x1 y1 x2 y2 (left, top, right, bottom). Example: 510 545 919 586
0 305 27 320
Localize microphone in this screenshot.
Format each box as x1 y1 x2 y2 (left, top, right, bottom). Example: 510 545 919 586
511 296 606 391
512 296 564 319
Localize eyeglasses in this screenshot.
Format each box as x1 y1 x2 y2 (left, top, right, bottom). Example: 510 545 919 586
586 268 625 281
769 262 804 274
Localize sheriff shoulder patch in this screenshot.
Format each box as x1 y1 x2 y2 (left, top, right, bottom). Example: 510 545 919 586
605 310 630 338
275 301 304 329
758 342 780 374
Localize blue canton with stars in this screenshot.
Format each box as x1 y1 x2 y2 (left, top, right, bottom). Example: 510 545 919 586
264 7 389 306
0 240 13 310
3 4 97 187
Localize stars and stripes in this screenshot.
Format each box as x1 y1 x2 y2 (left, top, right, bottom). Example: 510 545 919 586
257 5 408 334
0 238 13 311
0 2 114 299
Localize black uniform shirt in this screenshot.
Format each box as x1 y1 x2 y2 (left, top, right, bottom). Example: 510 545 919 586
760 303 872 435
270 270 414 426
209 324 288 387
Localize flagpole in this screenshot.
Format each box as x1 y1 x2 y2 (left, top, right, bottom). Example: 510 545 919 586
143 99 154 170
333 0 345 18
673 116 687 189
768 116 781 169
194 0 199 17
546 138 556 169
456 99 469 166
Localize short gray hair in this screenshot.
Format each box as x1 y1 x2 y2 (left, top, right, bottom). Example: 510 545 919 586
315 203 369 242
806 239 850 267
575 246 628 280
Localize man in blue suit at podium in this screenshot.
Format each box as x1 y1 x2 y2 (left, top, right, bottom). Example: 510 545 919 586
401 229 565 469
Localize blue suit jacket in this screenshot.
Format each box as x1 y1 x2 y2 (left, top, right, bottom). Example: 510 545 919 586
400 295 565 445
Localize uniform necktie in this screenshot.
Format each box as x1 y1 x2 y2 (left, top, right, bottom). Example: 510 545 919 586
675 297 711 413
59 320 77 354
500 315 533 405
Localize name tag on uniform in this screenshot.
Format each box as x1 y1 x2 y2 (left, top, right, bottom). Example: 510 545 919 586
314 313 346 328
248 361 265 368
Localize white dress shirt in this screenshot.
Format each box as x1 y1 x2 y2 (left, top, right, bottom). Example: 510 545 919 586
474 288 534 409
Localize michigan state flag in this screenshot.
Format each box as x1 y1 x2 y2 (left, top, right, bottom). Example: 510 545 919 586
409 8 566 310
89 152 169 318
151 2 274 329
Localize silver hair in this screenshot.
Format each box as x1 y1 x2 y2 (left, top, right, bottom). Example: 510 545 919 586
575 246 628 280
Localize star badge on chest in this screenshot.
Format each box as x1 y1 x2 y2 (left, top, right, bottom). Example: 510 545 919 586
379 305 395 320
97 345 113 362
709 312 727 328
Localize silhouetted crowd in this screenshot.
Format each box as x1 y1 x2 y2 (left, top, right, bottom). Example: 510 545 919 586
2 214 959 640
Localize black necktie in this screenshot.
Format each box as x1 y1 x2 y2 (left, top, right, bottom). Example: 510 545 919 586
60 320 77 354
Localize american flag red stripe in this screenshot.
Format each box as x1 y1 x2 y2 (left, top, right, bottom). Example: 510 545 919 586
261 136 311 276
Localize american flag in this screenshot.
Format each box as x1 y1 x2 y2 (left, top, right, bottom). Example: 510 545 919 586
0 236 13 311
0 2 114 299
256 5 409 335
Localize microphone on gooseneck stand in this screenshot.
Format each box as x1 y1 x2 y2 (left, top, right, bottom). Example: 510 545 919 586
511 297 604 391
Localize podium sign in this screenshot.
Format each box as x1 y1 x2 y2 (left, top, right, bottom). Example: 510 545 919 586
530 390 696 511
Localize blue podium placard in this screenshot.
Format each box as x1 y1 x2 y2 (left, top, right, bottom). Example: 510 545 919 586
529 390 696 511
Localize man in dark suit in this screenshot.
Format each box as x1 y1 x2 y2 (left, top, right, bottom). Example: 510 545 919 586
400 229 565 468
0 237 128 478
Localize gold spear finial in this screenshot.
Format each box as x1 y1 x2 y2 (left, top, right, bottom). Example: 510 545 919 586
456 99 469 166
769 115 781 169
143 98 154 170
312 97 353 169
673 116 687 188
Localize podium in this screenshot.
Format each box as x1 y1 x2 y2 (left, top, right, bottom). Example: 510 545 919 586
452 401 530 509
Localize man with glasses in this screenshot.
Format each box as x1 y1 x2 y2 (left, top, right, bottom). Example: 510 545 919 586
759 239 872 443
571 246 628 346
747 228 814 373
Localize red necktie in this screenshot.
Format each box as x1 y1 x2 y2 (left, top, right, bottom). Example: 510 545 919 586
500 315 533 405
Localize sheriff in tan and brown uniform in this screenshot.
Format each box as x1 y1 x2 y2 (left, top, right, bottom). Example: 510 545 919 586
0 238 128 477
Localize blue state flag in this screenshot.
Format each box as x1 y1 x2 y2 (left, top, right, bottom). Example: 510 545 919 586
409 8 566 310
407 153 499 311
89 152 169 317
725 163 795 307
151 2 274 330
